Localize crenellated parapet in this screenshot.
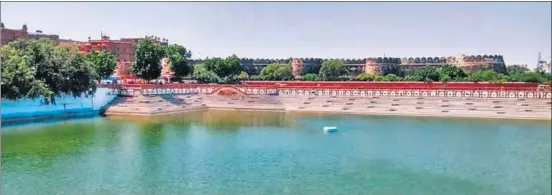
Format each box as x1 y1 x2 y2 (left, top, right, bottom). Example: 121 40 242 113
363 54 506 75
455 54 507 74
188 54 507 76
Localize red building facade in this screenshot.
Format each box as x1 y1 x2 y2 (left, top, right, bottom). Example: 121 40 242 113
1 23 60 46
78 35 172 81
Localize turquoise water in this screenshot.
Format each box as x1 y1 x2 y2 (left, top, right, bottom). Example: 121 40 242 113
2 110 551 195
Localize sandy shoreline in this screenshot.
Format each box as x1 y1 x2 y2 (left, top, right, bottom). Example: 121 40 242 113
104 94 552 121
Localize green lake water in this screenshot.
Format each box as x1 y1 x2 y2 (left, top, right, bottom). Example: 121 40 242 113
2 110 551 195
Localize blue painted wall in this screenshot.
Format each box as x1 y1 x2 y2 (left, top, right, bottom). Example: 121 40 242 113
1 88 116 120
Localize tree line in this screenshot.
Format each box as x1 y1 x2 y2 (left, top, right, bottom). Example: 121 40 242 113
1 37 192 102
190 58 551 83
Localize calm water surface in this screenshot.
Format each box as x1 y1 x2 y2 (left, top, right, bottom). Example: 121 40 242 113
2 110 551 195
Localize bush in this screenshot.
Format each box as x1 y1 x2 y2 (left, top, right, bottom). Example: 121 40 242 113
338 75 351 81
413 66 440 81
517 72 547 83
237 71 249 80
260 63 293 81
192 65 220 83
385 74 399 81
403 75 422 81
250 75 264 81
302 73 318 81
439 65 466 81
319 59 348 81
355 72 376 81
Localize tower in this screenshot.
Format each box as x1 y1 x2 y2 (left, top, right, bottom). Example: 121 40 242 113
291 58 304 79
536 52 549 72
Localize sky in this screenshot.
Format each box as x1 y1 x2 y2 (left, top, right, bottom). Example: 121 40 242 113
1 2 551 68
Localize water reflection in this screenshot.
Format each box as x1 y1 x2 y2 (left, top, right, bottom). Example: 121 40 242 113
109 110 296 132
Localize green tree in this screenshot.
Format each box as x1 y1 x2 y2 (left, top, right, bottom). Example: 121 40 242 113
203 55 243 80
439 65 466 81
275 65 294 81
355 72 376 81
542 72 552 82
259 63 280 80
468 70 499 82
413 66 440 81
132 38 165 82
165 44 192 78
319 59 348 81
223 55 243 77
259 63 293 81
440 75 452 82
1 38 97 103
192 65 219 83
52 45 97 98
84 50 117 81
375 74 399 81
302 73 318 81
250 75 263 81
1 46 49 100
237 71 249 80
516 72 547 83
507 65 530 76
386 74 399 81
402 75 422 81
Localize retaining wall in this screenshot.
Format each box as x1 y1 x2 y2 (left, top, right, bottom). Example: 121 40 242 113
1 88 116 123
104 85 551 120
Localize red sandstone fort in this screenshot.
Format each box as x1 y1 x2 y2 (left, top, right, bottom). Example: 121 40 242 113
1 24 173 81
2 23 549 80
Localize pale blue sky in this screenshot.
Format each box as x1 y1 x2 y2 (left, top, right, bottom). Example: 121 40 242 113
1 2 551 67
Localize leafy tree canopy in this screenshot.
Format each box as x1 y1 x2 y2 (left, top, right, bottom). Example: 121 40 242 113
319 59 348 81
237 71 249 80
439 65 466 81
515 72 547 83
413 66 441 82
302 73 318 81
165 44 192 78
259 63 293 81
375 74 399 81
203 55 243 79
84 50 117 81
132 38 165 82
507 65 530 76
355 72 376 81
467 70 508 82
1 38 97 103
192 65 219 84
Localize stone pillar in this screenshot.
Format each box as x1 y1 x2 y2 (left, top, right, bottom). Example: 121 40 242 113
291 58 304 79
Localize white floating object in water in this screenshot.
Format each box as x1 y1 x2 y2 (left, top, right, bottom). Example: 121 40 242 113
323 126 338 133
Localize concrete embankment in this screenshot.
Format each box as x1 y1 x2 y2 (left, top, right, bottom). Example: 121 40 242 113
104 94 551 121
279 96 551 121
1 88 116 125
103 94 207 116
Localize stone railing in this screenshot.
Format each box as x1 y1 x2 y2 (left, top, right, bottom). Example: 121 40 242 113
108 86 551 100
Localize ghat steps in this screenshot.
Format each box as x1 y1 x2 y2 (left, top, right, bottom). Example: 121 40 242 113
105 95 551 120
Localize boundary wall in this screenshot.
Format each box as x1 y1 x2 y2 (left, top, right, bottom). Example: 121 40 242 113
107 82 551 100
